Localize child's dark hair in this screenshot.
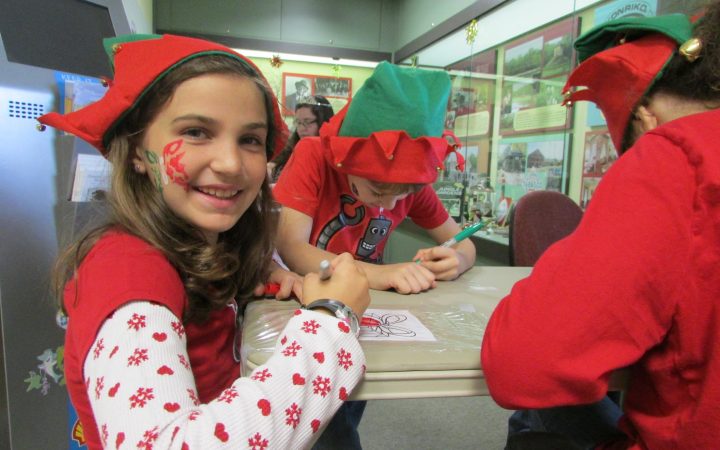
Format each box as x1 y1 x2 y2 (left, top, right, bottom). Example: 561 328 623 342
621 1 720 151
53 54 278 323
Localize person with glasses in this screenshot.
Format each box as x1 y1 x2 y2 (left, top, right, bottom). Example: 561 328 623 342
269 95 335 183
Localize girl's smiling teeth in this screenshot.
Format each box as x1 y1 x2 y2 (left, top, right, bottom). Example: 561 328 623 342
196 186 240 199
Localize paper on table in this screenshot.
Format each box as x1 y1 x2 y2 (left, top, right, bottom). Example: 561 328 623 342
359 309 436 342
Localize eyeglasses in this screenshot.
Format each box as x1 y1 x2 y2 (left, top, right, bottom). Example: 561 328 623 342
294 119 318 128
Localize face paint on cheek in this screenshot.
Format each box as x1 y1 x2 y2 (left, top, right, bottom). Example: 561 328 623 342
162 139 189 191
144 149 164 192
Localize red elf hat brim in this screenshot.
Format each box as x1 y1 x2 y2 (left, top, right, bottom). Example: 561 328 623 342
320 104 464 184
562 34 677 152
38 34 288 159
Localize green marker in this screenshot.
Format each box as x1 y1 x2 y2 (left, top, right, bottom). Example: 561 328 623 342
415 220 487 263
440 220 487 248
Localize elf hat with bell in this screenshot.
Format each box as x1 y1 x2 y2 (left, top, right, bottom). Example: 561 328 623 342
320 61 464 184
562 14 693 152
38 34 288 158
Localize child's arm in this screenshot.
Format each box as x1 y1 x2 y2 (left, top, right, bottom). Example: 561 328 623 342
278 207 438 294
261 260 304 301
414 217 477 280
85 299 366 450
276 206 342 275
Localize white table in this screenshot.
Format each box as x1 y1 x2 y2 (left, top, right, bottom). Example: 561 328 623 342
241 266 628 400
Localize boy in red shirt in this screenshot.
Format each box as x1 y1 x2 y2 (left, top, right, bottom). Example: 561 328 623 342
273 62 477 449
274 62 476 295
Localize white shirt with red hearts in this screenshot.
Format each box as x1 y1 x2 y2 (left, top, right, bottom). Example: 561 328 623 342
84 301 365 449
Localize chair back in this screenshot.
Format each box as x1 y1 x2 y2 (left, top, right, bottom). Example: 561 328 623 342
509 190 583 266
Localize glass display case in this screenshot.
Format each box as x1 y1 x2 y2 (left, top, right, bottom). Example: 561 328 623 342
399 0 711 226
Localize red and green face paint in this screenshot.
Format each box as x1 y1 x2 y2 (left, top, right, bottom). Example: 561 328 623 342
143 139 189 192
162 139 189 191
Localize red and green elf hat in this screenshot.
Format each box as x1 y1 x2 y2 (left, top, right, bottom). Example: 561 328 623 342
38 34 288 158
562 14 693 152
320 61 464 184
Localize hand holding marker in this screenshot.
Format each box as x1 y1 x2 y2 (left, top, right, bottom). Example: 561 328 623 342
319 259 333 280
415 220 487 263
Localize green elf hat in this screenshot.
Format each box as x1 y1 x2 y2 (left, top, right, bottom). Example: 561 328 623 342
320 61 464 184
562 14 693 152
38 34 288 159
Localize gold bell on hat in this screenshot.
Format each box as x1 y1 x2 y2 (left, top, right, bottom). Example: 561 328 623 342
679 37 702 63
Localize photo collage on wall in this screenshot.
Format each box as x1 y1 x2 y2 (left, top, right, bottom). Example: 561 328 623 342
495 133 568 224
281 72 352 117
436 50 497 221
499 17 576 135
580 130 617 209
494 16 578 216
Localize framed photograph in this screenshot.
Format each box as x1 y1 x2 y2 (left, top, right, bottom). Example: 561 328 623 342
314 76 352 99
582 130 617 177
495 133 570 208
447 49 497 138
282 73 353 115
282 73 313 115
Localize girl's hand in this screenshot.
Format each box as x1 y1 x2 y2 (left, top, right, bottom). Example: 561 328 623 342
413 246 464 281
303 253 370 317
265 266 303 301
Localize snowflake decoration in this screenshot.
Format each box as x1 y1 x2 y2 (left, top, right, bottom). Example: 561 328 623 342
171 321 185 337
337 348 353 370
137 426 159 450
129 387 155 408
251 368 272 382
127 313 146 331
284 403 302 428
94 376 104 400
127 348 149 366
312 376 331 397
282 341 302 357
187 388 200 406
218 387 239 404
301 320 320 334
101 424 109 447
92 338 105 360
178 354 190 370
249 432 269 450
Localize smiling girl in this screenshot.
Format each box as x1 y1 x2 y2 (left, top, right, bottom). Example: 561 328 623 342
39 34 369 450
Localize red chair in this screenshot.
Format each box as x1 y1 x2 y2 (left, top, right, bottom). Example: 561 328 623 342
509 190 583 266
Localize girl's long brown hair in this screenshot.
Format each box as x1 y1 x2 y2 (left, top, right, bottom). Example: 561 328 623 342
53 55 280 323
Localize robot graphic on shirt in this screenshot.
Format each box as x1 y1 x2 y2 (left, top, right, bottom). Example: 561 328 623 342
316 194 392 263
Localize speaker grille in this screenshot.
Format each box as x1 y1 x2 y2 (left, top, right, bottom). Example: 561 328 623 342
7 99 46 120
